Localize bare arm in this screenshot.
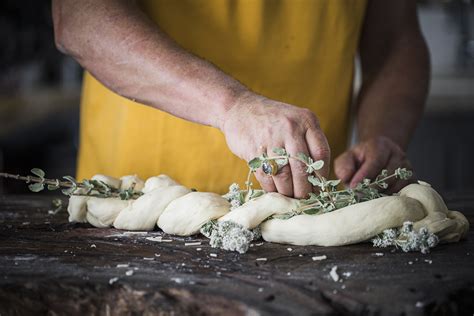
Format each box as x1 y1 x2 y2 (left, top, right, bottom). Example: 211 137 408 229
335 0 430 190
53 0 244 128
52 0 330 198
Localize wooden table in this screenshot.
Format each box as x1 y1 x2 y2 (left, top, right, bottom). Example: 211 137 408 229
0 194 473 315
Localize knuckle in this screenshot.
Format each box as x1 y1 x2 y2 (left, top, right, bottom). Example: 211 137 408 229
275 166 291 180
313 146 331 161
291 160 307 175
300 109 319 128
334 151 349 166
373 136 387 148
282 117 299 133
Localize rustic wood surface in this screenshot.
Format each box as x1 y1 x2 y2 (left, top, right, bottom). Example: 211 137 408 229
0 194 473 316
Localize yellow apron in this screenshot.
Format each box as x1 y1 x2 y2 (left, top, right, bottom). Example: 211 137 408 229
77 0 367 193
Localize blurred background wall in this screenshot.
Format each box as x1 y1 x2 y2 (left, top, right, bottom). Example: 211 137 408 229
0 0 473 195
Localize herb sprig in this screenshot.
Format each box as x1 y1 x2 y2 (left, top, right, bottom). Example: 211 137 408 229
242 148 412 219
0 169 142 200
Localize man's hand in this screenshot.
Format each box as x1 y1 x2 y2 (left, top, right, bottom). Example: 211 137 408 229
334 136 412 193
342 0 429 192
221 92 330 199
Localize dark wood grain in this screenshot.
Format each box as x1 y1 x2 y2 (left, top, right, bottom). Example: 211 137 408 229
0 194 473 316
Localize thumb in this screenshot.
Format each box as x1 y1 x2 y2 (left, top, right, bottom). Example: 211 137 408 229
334 151 357 185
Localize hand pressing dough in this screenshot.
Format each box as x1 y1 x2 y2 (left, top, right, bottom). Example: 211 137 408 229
113 185 191 230
218 192 299 229
261 195 426 246
158 192 230 236
142 175 179 194
86 197 133 228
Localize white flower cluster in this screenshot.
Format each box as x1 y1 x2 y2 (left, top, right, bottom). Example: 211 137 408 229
222 183 242 210
200 220 260 254
372 221 439 254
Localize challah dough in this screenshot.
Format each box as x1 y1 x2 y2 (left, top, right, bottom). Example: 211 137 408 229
67 174 469 248
158 192 230 236
261 195 425 246
114 185 191 230
218 192 299 229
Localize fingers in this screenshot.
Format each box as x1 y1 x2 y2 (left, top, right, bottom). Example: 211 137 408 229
305 128 331 178
349 147 390 188
268 147 294 197
385 156 413 194
285 140 313 199
254 168 277 193
251 146 277 193
334 151 357 185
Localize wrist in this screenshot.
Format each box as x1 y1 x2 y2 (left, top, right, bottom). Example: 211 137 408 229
215 88 260 132
359 134 408 151
359 135 406 153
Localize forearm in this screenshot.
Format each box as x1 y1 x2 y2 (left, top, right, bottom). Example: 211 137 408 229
52 0 247 129
355 1 430 150
356 37 429 149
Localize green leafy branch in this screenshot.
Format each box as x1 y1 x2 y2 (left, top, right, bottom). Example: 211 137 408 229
245 148 413 219
0 169 142 200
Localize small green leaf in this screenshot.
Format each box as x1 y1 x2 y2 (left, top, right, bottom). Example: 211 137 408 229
28 182 45 192
272 147 287 156
310 160 324 171
83 179 93 189
47 184 60 191
248 157 263 170
296 153 310 164
62 187 76 196
275 158 289 167
303 208 320 215
31 168 45 178
327 179 341 187
274 212 296 220
307 175 321 187
63 176 76 184
250 189 265 200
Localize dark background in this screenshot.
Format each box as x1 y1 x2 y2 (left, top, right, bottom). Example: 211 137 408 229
1 0 473 195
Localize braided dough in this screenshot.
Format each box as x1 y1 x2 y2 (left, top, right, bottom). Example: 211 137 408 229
67 174 469 246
